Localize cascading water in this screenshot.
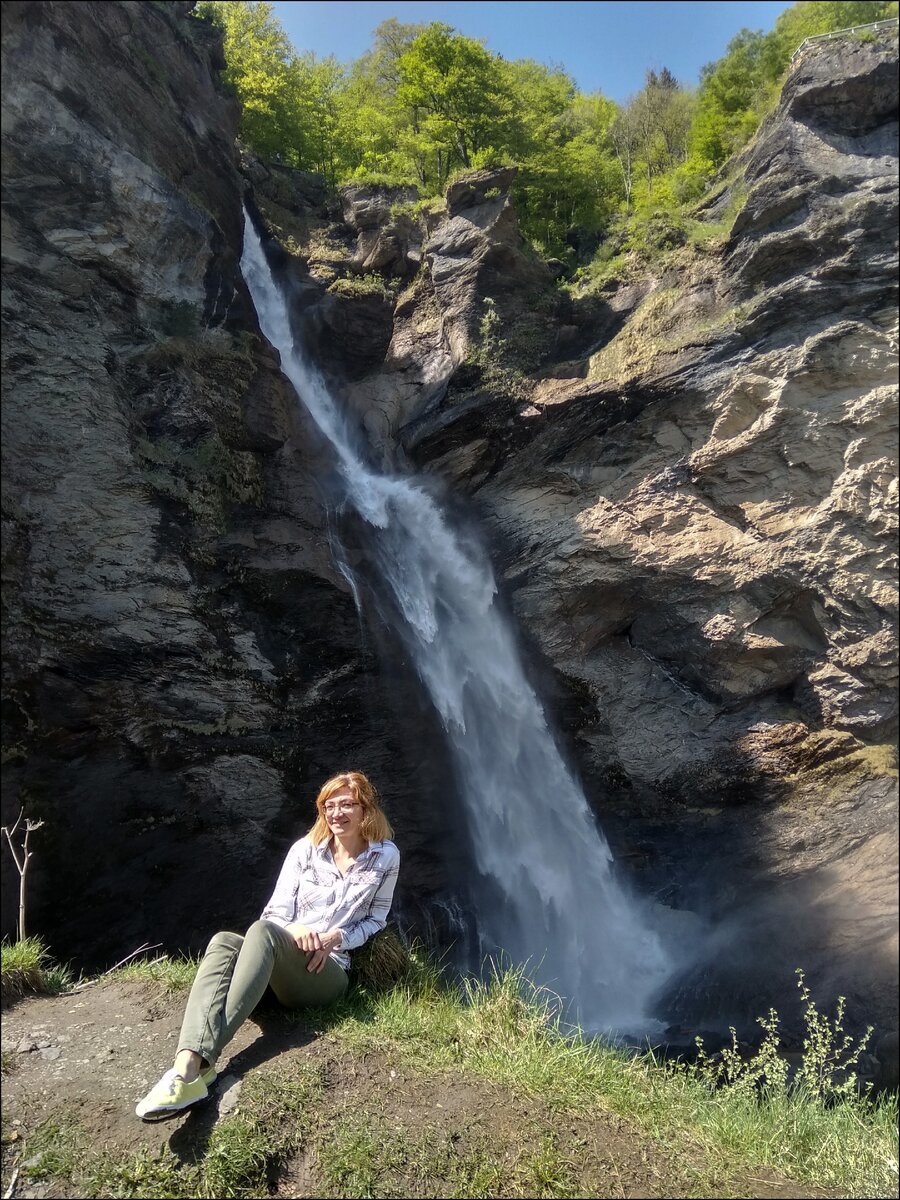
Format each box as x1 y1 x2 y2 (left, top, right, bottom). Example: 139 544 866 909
241 209 671 1034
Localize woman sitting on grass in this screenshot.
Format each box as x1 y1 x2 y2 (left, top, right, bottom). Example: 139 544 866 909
136 770 399 1121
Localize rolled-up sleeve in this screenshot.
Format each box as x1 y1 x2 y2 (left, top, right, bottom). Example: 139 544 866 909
338 845 400 951
260 838 307 928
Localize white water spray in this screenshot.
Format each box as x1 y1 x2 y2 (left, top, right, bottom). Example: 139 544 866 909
241 210 670 1033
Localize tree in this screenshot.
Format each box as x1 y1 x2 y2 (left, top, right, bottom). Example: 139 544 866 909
629 67 693 195
335 19 427 180
610 103 640 208
195 0 350 181
395 24 518 189
197 0 898 270
197 0 298 161
2 808 45 941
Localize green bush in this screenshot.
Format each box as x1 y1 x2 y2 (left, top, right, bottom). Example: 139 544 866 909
684 968 875 1104
1 938 73 1003
326 274 390 298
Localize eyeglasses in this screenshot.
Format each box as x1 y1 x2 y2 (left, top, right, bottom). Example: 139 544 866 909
323 801 361 815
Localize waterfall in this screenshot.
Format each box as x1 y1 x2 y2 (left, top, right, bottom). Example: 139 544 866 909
240 209 671 1034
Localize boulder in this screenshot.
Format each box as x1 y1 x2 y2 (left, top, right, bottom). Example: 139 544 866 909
446 166 518 215
340 184 422 277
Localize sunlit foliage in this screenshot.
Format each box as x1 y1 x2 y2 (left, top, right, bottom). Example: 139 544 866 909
195 0 899 260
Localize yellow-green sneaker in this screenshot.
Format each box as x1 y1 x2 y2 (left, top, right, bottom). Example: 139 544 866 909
200 1064 218 1088
135 1068 209 1121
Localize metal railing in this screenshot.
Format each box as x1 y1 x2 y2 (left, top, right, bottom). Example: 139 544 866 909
791 17 899 61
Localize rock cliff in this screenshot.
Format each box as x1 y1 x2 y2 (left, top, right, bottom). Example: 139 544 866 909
1 0 459 965
249 32 898 1031
2 3 896 1035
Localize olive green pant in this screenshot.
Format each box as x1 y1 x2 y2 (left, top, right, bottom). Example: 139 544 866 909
178 919 348 1064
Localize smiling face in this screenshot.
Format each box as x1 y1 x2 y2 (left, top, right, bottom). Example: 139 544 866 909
320 786 365 840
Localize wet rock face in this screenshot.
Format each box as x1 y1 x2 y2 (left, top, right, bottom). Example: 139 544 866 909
392 39 898 1029
1 2 896 1036
0 0 455 964
309 289 396 381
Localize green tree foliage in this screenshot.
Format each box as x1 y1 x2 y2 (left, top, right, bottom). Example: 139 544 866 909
338 20 427 182
630 68 694 195
692 0 898 167
196 0 349 181
195 0 898 264
394 24 518 188
509 75 623 254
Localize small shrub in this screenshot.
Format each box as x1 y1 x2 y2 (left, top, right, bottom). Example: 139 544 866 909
389 200 418 222
351 925 410 993
629 209 689 254
306 228 353 263
159 300 201 338
684 968 874 1105
462 296 534 400
793 968 874 1102
1 938 72 1004
412 196 446 220
326 274 389 299
686 1008 790 1099
341 168 419 189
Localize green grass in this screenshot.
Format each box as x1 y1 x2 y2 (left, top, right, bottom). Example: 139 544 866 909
1 940 197 1010
24 1117 200 1199
339 170 421 190
295 959 898 1198
326 273 391 299
5 946 898 1198
316 1108 511 1198
21 1064 324 1199
1 937 73 1003
109 954 200 992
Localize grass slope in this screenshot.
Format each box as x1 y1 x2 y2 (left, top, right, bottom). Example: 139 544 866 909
1 946 896 1198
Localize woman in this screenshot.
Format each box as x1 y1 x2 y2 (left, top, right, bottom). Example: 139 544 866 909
136 771 399 1120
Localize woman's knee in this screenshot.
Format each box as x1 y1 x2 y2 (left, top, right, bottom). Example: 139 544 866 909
244 919 281 946
206 930 243 954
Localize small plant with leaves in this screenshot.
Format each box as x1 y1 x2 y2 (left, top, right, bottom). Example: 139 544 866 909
476 296 504 362
687 1006 789 1099
684 968 875 1106
326 273 390 299
463 297 535 401
1 938 73 1003
793 968 874 1103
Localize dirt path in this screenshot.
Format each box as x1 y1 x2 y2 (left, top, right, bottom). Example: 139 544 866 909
1 983 837 1199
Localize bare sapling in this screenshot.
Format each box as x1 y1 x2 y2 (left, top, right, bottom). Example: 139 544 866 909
2 807 45 941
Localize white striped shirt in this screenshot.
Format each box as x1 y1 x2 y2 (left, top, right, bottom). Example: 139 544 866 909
260 835 400 970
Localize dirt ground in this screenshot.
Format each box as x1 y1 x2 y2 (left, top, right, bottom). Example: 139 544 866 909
1 981 839 1199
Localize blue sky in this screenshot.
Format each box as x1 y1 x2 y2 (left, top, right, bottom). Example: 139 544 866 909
269 1 793 100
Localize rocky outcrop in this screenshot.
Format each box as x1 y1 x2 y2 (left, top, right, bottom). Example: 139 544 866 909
0 1 458 964
400 35 899 1032
341 184 422 277
1 1 896 1040
249 163 559 470
249 32 898 1025
425 166 553 366
249 32 897 1033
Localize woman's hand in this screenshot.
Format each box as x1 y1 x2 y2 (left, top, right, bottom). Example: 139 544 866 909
305 928 342 974
284 923 323 953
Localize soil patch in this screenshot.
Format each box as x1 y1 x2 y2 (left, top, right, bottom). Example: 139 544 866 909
1 982 841 1199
